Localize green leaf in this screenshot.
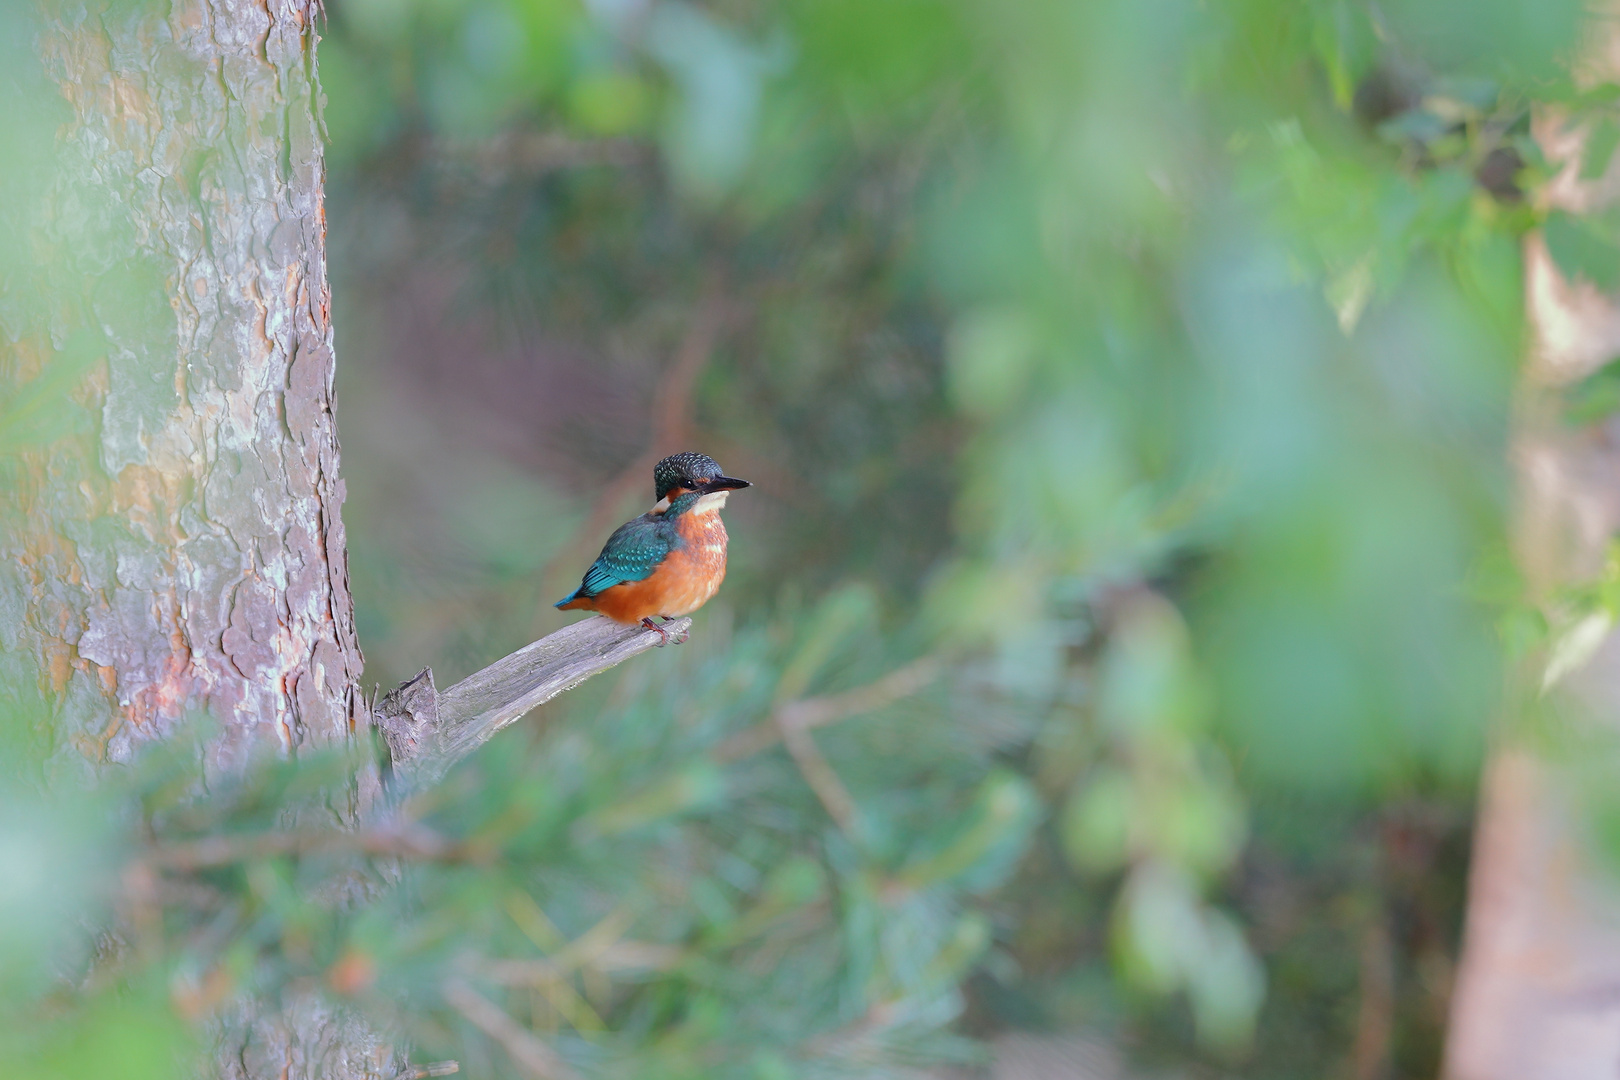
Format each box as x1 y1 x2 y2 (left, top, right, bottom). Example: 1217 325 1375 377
946 306 1040 418
1563 354 1620 424
1584 118 1620 180
1061 768 1134 873
1376 108 1452 147
1545 210 1620 290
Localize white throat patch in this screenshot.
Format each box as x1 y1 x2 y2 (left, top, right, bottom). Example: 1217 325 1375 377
692 490 730 514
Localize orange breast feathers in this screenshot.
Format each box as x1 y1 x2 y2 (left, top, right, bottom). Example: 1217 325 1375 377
571 511 729 624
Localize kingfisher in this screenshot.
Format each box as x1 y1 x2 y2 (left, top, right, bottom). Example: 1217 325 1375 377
555 452 752 644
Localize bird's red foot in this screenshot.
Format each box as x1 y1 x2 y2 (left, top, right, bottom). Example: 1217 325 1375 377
641 616 672 646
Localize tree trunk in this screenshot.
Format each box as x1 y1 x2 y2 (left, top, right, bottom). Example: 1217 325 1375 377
1443 105 1620 1076
4 0 360 776
3 1 384 1075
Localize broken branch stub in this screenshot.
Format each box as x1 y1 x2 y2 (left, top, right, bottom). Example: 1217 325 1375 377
375 615 690 788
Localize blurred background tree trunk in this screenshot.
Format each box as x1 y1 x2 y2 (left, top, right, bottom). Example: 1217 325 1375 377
3 1 385 1075
1444 84 1620 1077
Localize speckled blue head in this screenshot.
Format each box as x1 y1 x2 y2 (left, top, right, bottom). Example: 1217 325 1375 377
653 452 751 502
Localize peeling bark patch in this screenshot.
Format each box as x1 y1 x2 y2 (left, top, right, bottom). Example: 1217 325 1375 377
221 579 279 680
285 340 330 445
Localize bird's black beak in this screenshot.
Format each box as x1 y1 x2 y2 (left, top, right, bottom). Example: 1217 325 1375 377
702 476 752 492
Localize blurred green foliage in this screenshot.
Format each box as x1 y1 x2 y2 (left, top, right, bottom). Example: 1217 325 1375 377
5 0 1617 1076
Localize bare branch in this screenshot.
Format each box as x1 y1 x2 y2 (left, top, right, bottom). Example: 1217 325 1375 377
443 978 580 1080
380 615 691 789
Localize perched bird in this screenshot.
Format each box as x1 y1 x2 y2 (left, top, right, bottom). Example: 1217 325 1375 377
555 452 752 644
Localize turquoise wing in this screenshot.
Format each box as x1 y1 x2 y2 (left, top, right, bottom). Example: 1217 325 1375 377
557 515 675 605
